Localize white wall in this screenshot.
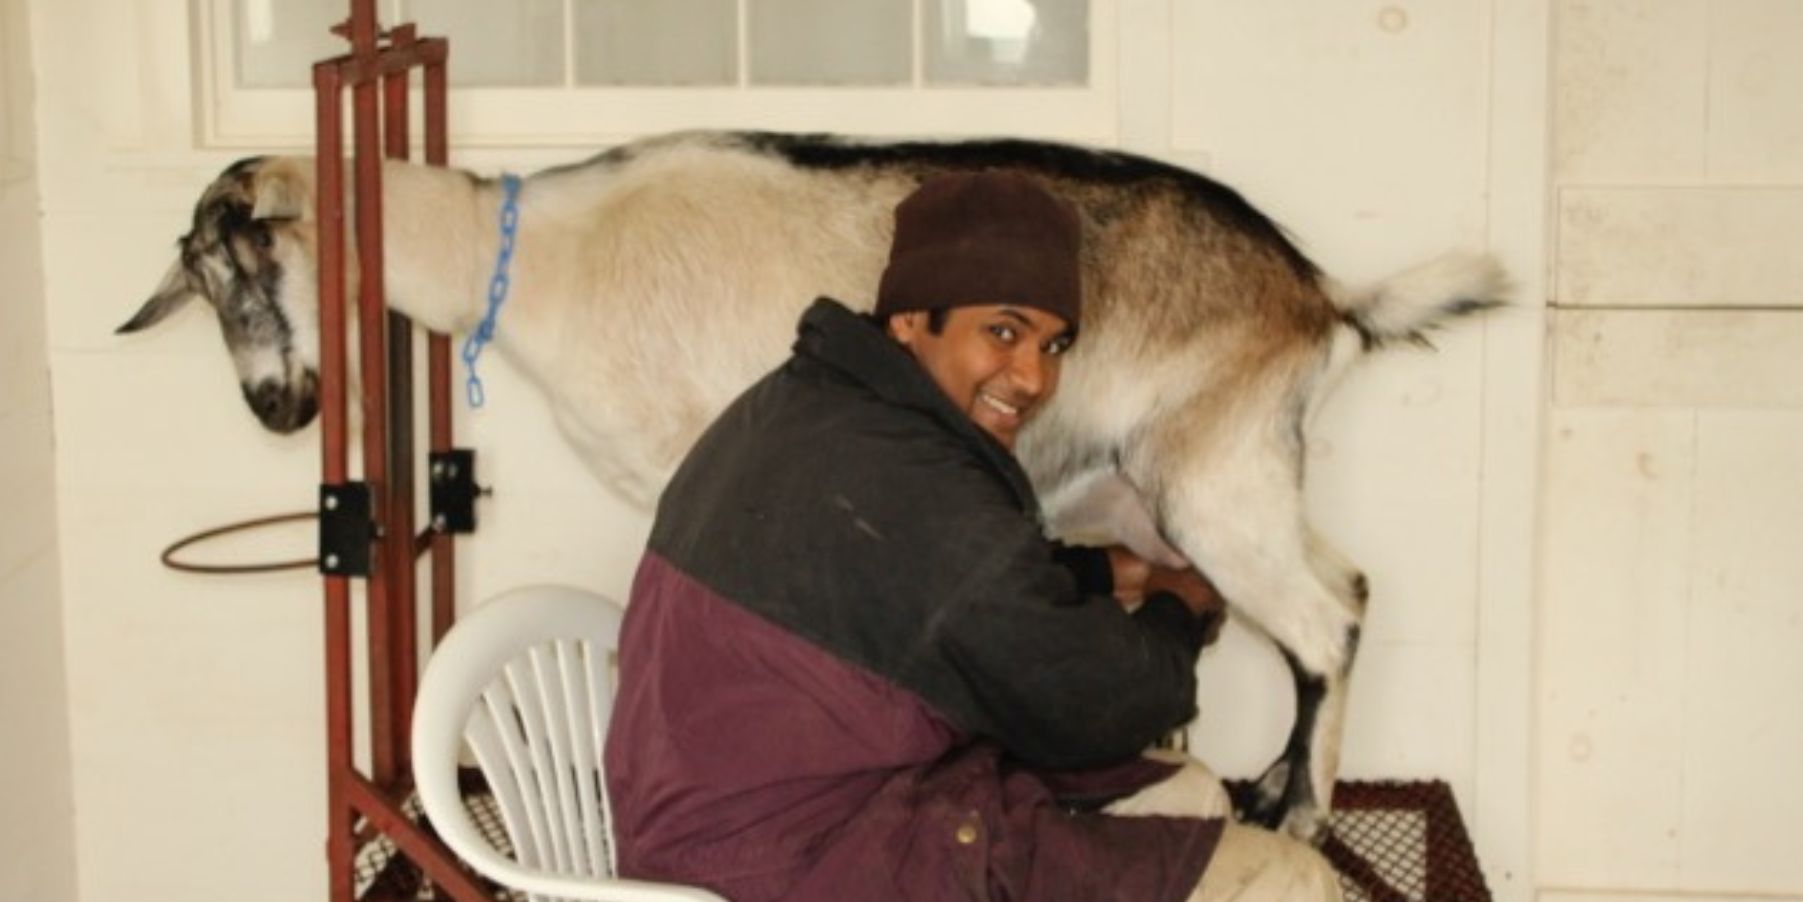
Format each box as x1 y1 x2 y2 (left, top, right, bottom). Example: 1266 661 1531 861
0 0 78 898
1538 1 1803 899
41 3 1803 900
26 1 1553 900
1145 5 1542 899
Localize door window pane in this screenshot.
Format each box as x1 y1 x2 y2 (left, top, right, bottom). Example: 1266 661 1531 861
233 0 349 88
403 0 565 86
574 0 737 86
749 0 911 86
226 0 1091 95
925 0 1087 86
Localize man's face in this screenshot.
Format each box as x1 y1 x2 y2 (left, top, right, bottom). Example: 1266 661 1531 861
887 304 1075 450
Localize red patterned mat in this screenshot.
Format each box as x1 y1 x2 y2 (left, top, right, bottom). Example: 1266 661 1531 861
363 779 1491 900
1318 780 1492 902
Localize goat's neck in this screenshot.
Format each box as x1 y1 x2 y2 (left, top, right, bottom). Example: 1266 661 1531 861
368 161 501 336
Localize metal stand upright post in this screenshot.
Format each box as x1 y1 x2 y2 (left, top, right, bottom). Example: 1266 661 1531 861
313 2 485 898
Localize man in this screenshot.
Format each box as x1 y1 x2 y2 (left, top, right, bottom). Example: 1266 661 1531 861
604 172 1342 900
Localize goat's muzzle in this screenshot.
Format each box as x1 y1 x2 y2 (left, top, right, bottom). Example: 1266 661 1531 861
242 371 319 434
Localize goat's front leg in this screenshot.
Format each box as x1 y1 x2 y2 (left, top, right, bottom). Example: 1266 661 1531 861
1125 413 1365 843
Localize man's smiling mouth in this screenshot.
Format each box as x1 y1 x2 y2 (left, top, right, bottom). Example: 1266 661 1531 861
979 392 1024 418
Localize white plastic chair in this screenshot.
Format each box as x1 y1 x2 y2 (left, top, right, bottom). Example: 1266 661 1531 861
412 584 728 901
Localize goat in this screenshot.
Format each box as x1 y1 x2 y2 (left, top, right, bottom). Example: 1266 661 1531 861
120 130 1506 840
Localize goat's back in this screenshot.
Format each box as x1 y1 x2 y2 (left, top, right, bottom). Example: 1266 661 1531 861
526 131 1344 492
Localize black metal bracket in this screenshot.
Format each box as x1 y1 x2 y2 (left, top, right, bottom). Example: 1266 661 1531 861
318 482 373 577
429 449 483 534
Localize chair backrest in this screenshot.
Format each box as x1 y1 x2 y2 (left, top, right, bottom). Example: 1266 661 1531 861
412 584 727 902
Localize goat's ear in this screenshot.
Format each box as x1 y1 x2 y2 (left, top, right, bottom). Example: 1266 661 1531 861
117 260 197 334
250 162 310 221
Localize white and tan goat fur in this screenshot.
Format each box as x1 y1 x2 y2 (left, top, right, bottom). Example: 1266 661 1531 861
122 130 1507 840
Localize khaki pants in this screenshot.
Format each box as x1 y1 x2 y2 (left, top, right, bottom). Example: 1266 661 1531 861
1103 752 1343 902
1187 822 1343 901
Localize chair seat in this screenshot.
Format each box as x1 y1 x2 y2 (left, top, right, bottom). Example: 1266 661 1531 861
412 584 728 901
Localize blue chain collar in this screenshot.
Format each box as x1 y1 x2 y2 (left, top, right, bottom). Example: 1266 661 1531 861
460 172 522 408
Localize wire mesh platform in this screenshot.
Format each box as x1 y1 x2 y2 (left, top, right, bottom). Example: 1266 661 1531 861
1316 780 1492 902
360 778 1489 900
353 790 527 901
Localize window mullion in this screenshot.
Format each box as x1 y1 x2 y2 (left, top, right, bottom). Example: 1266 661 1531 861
736 0 749 88
562 0 575 88
911 0 923 88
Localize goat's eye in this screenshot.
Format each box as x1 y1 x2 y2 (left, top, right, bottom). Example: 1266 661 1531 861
254 228 275 251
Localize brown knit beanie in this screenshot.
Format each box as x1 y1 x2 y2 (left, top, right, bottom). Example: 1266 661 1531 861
875 171 1082 328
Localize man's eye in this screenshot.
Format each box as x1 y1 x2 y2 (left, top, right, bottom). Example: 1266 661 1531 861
989 325 1018 343
1044 336 1074 357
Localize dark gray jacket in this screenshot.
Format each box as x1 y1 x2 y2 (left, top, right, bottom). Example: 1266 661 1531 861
606 298 1221 901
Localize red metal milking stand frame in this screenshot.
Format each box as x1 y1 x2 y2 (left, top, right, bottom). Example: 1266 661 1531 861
313 3 485 898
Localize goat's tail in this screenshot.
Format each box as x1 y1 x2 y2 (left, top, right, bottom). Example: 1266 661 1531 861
1302 251 1510 427
1325 250 1511 350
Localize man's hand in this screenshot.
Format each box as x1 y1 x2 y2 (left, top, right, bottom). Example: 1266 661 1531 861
1104 545 1155 606
1105 546 1229 640
1150 565 1229 648
1144 565 1226 623
1110 549 1227 648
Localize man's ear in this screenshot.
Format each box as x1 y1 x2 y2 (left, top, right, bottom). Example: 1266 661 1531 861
886 310 926 346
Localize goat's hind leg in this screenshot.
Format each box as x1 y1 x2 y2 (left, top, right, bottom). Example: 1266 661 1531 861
1128 423 1365 843
1257 526 1368 836
1213 522 1361 844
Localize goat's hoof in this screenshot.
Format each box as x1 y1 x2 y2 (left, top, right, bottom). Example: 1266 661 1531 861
1240 762 1332 844
1280 804 1330 845
1239 761 1291 830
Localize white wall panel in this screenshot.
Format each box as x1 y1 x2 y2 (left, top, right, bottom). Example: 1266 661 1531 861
1538 409 1694 888
1553 0 1710 184
1679 411 1803 892
1478 2 1554 896
1557 188 1803 306
60 209 259 352
0 0 78 897
53 354 327 900
1306 325 1488 648
0 408 59 577
1707 0 1803 183
1169 1 1491 270
1556 0 1803 187
1541 327 1803 896
0 220 52 412
1549 10 1803 887
1341 641 1476 791
55 488 326 900
0 550 77 901
1553 309 1803 407
51 351 319 493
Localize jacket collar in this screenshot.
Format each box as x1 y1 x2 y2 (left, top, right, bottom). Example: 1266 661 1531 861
793 297 1042 519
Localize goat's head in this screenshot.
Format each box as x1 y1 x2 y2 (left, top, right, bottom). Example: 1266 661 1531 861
121 156 322 433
